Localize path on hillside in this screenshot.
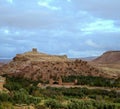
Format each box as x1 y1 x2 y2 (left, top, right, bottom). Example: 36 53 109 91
41 84 120 92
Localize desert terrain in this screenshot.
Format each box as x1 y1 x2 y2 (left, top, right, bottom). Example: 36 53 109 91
0 49 120 109
89 51 120 78
0 48 110 80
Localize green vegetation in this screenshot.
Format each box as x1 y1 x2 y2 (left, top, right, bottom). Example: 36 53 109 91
0 76 120 109
62 75 120 87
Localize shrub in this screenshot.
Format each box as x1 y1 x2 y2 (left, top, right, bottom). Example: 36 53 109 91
45 99 63 109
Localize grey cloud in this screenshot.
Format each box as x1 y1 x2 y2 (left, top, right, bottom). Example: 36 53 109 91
0 0 120 58
0 11 61 29
73 0 120 19
0 0 92 31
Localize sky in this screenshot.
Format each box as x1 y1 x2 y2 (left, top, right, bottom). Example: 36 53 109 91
0 0 120 58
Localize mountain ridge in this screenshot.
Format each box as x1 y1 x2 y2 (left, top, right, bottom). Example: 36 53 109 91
93 51 120 64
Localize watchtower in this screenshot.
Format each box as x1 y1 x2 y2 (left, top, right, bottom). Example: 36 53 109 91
32 48 37 53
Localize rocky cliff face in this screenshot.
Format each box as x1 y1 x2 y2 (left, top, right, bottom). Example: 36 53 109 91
93 51 120 64
0 49 117 80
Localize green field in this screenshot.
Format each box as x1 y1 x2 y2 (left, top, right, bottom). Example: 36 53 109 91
0 76 120 109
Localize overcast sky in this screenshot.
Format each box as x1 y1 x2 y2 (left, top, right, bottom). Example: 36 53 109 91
0 0 120 58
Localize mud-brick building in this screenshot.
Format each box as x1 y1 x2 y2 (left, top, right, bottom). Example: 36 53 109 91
0 76 6 90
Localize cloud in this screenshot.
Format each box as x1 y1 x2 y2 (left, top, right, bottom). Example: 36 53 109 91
38 0 61 10
81 19 120 34
73 0 120 19
67 0 71 2
1 29 10 35
85 39 99 48
68 49 104 57
0 0 120 58
6 0 13 4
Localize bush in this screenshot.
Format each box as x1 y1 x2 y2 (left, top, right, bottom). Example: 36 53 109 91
0 102 14 109
0 93 10 102
36 104 47 109
45 99 63 109
68 100 94 109
62 75 120 88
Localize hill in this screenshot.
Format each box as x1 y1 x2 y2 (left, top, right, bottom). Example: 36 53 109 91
93 51 120 64
81 56 97 61
0 63 4 68
0 48 118 80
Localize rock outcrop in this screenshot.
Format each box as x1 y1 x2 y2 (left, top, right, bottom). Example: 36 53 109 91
0 49 118 80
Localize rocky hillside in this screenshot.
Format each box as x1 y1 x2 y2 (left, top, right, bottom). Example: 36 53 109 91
0 63 4 68
0 49 118 80
93 51 120 64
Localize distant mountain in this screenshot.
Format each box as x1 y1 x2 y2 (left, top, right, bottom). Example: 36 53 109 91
0 59 12 64
70 56 97 61
81 56 97 61
93 51 120 64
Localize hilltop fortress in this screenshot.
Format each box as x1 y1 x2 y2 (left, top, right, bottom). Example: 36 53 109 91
13 48 68 62
0 48 118 82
